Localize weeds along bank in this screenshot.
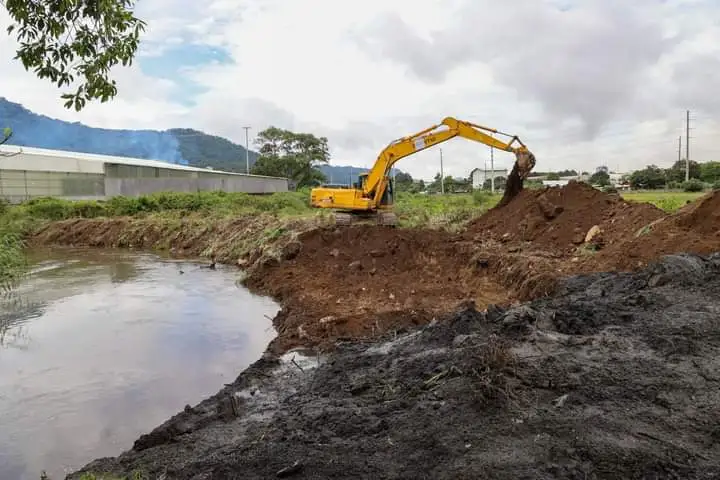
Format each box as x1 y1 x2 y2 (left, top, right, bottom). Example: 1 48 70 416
0 189 497 291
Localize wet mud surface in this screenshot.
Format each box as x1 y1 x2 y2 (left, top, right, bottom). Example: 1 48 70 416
71 253 720 480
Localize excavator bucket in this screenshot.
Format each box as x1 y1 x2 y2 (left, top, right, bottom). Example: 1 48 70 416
497 150 536 208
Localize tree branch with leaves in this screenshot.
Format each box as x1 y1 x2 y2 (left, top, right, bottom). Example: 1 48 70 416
0 127 11 145
2 0 146 111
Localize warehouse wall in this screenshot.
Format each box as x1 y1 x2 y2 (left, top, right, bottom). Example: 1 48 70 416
0 148 288 202
104 176 288 197
0 169 105 203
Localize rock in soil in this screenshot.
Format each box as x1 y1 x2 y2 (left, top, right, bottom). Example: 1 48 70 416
69 253 720 480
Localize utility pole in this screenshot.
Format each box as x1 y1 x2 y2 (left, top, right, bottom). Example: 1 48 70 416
440 148 444 194
678 136 682 165
490 146 495 194
484 160 487 190
243 126 251 174
685 110 690 182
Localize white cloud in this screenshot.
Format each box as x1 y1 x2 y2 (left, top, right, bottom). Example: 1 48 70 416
2 0 720 181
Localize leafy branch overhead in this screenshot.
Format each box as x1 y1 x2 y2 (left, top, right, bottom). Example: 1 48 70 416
3 0 146 111
1 127 11 145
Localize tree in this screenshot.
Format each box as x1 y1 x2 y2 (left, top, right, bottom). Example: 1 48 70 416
251 127 330 188
665 160 701 183
4 0 146 112
557 169 578 177
629 165 666 189
699 161 720 183
427 172 443 193
589 170 611 186
546 172 561 180
393 171 414 192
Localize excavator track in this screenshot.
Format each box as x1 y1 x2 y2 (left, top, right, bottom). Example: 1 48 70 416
332 211 397 227
334 213 354 226
377 212 398 227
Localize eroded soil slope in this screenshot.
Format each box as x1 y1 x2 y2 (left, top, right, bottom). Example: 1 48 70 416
71 253 720 480
245 226 512 353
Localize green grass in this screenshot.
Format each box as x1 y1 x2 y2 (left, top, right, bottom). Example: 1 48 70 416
393 191 500 228
621 190 706 212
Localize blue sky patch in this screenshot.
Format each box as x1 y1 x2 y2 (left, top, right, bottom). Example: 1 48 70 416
139 44 234 106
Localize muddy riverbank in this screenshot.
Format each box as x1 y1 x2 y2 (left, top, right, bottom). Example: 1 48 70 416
31 184 720 356
25 183 720 478
69 253 720 479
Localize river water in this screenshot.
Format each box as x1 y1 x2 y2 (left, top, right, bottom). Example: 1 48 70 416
0 248 279 480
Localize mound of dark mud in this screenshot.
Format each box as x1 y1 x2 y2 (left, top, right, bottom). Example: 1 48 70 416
245 225 512 353
71 253 720 480
466 181 665 253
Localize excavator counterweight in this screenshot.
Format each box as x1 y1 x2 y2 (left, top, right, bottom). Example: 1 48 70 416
310 117 535 225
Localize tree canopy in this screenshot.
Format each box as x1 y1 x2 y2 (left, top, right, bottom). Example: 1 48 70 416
665 160 701 183
629 165 666 189
251 127 330 188
589 169 611 186
4 0 145 111
699 161 720 183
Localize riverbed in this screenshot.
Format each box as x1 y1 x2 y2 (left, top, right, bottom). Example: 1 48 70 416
0 248 279 480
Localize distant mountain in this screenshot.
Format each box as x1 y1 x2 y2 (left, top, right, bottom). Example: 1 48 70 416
0 97 406 181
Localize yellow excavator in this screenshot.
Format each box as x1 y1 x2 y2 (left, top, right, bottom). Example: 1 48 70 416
310 117 536 226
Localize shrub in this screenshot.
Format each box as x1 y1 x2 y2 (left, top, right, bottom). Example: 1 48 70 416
712 181 720 191
23 197 72 220
472 189 490 205
71 200 108 218
682 179 704 192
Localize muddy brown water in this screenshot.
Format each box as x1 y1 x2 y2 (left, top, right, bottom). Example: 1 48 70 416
0 248 279 480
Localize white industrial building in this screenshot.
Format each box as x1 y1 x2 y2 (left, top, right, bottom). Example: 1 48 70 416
470 167 508 189
0 144 288 203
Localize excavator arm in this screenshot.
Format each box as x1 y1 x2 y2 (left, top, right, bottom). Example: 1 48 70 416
309 116 536 226
362 117 536 205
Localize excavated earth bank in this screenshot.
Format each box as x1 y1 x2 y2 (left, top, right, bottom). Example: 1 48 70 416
32 182 720 478
70 253 720 479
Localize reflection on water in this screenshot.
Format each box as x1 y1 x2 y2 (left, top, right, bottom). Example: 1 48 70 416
0 248 279 480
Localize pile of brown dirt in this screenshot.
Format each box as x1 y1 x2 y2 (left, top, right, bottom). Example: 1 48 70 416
672 189 720 234
466 181 665 254
244 225 513 353
585 190 720 271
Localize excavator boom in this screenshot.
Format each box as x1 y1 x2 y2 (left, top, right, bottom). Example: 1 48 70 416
310 116 536 225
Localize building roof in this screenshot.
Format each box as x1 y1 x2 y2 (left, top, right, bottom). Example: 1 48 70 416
469 167 508 174
0 144 283 179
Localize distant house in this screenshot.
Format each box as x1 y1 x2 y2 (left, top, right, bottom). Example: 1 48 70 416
470 167 508 189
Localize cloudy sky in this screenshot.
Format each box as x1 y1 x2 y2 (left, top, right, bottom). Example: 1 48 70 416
1 0 719 181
